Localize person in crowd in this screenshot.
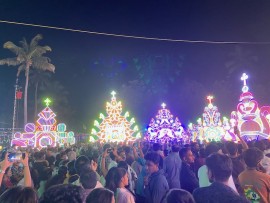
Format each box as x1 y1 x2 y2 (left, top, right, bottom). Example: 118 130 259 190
54 151 68 167
118 161 137 193
239 147 270 203
64 160 79 184
0 167 13 193
44 165 67 191
144 152 169 203
163 144 182 189
193 153 249 203
152 143 165 158
254 140 270 174
226 141 246 193
114 167 135 203
0 186 38 203
198 142 238 192
80 169 103 202
105 167 119 191
86 188 115 203
162 188 195 203
67 150 77 162
39 184 84 203
179 147 199 193
45 148 55 170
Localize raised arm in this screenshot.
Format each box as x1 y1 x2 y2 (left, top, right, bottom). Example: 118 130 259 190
234 126 248 150
0 153 12 187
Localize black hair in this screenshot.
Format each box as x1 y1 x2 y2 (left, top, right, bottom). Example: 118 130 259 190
113 168 127 192
243 147 264 168
67 160 77 176
0 186 38 203
226 141 238 156
205 153 232 182
74 155 90 175
145 152 163 169
86 188 114 203
39 184 83 203
179 147 191 160
204 143 220 157
163 189 195 203
105 167 118 192
58 165 68 177
45 174 66 191
171 144 180 152
153 143 162 151
118 161 128 170
79 169 97 189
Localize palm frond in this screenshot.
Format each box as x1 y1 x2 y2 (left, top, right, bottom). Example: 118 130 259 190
32 57 55 72
0 57 21 66
29 46 52 58
20 38 29 53
3 41 23 55
30 34 43 49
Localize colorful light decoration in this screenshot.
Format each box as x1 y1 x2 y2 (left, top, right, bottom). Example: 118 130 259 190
145 103 189 143
188 96 232 142
11 98 75 149
230 73 270 140
90 91 141 143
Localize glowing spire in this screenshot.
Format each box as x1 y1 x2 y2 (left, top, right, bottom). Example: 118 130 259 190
111 91 116 99
207 95 214 108
241 73 249 92
44 98 52 107
161 103 166 109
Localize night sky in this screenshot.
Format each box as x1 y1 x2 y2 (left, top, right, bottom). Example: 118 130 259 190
1 0 270 132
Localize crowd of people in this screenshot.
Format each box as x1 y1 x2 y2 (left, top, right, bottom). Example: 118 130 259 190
0 128 269 203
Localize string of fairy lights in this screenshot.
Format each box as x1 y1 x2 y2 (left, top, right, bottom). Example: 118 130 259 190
1 20 270 45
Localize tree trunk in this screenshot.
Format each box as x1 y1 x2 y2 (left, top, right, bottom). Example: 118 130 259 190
34 81 39 120
24 65 30 125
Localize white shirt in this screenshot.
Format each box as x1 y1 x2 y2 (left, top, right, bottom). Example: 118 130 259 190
198 165 238 193
116 188 135 203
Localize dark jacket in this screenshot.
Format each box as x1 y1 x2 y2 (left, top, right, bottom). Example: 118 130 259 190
180 162 199 193
193 182 250 203
144 169 169 203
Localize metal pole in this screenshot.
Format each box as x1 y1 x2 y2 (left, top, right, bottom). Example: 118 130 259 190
12 77 18 137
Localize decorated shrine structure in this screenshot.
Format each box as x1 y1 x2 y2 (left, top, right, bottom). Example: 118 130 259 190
11 98 75 149
145 103 189 143
188 96 232 142
90 91 141 143
230 73 270 140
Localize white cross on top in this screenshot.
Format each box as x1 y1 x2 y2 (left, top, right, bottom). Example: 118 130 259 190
161 103 166 109
44 98 51 107
207 95 213 104
111 91 116 98
241 73 248 86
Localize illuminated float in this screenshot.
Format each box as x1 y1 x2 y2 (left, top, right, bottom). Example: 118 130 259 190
145 103 189 143
230 73 270 140
11 98 75 149
90 91 141 143
188 96 231 142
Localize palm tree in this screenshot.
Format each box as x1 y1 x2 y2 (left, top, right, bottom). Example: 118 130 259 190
29 70 52 119
0 34 55 124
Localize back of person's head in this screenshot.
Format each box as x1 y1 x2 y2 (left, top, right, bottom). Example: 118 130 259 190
205 143 220 157
67 160 77 176
80 169 97 189
254 140 266 152
118 161 128 170
163 189 195 203
153 143 162 151
58 165 68 177
86 188 114 203
0 186 38 203
105 167 118 192
243 147 264 168
172 144 180 153
74 155 90 175
226 141 238 156
145 152 163 169
45 174 66 191
103 144 111 152
39 184 83 203
206 153 232 182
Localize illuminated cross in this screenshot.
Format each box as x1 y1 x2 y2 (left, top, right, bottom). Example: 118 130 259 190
207 95 214 104
111 91 116 98
161 103 166 109
44 98 51 107
241 73 248 86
